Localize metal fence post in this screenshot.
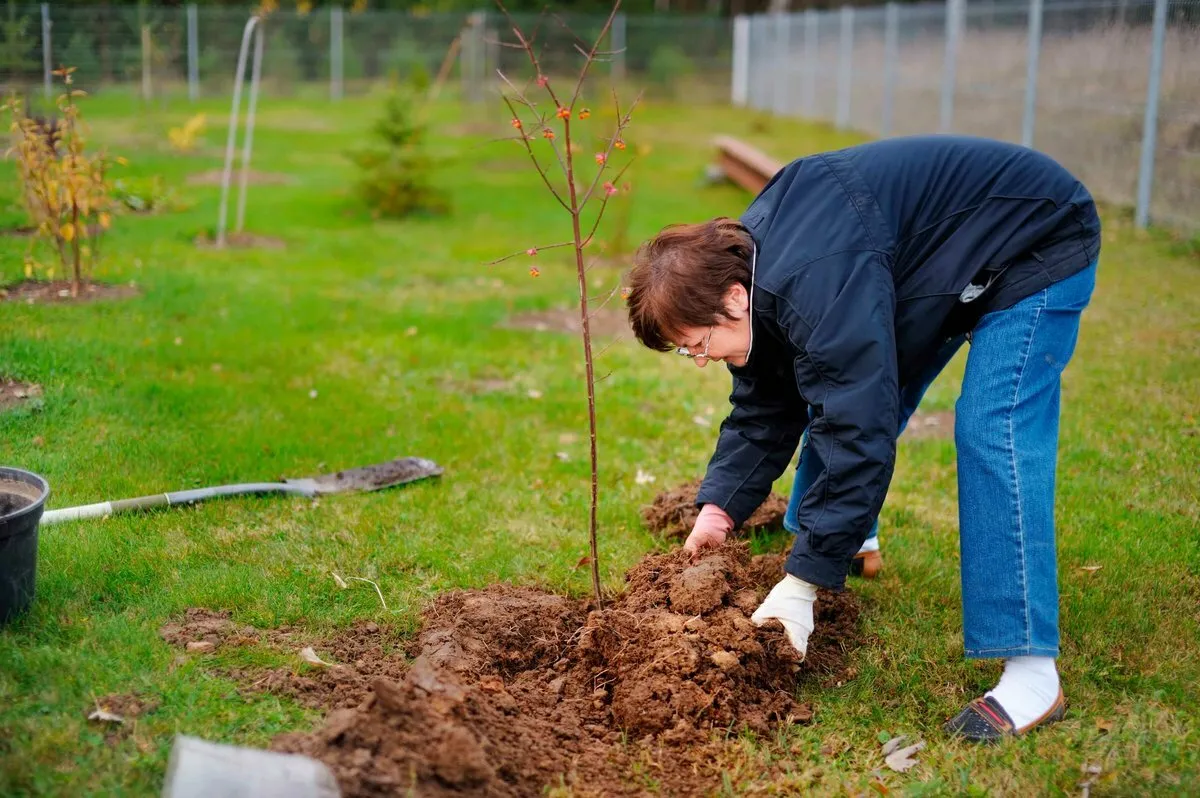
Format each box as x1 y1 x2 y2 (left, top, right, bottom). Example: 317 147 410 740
804 9 818 117
1135 0 1169 229
940 0 962 132
141 25 152 102
773 12 791 115
612 12 627 82
40 3 51 99
1021 0 1044 147
330 7 344 101
882 1 899 137
836 5 853 129
732 15 750 106
187 4 199 101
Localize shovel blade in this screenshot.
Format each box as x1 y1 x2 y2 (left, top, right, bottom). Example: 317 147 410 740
288 456 443 495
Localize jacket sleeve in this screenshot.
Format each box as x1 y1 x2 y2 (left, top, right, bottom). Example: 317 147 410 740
694 354 807 528
781 251 901 590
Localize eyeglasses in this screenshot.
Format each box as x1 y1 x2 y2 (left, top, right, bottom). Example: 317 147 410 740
675 326 713 362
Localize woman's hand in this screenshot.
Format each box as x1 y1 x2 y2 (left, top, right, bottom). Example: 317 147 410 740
684 503 735 554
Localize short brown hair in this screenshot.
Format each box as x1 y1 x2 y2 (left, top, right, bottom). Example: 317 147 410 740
625 217 754 351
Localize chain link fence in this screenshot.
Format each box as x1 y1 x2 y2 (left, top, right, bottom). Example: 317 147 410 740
0 5 732 104
3 3 1195 233
735 0 1200 233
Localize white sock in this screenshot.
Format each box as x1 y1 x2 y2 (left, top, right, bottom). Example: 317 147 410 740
857 536 880 553
984 656 1060 728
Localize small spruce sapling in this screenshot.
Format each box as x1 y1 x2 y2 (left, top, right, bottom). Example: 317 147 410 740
346 86 447 219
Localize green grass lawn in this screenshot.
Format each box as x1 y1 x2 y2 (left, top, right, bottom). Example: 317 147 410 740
1 84 1198 796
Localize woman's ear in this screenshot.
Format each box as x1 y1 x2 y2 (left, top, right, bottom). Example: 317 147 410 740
723 283 749 319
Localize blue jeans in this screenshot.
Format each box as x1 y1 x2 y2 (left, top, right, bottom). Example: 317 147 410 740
785 261 1098 659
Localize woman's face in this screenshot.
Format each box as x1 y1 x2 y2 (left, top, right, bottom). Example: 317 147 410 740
673 284 752 369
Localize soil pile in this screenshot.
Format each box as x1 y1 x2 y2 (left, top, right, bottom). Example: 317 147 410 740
271 544 861 797
643 478 790 539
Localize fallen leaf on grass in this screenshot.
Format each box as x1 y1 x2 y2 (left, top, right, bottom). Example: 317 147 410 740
635 468 655 485
692 415 711 427
331 572 349 589
881 735 924 772
299 647 331 668
1095 717 1114 734
87 708 124 724
572 556 593 571
556 451 570 462
819 738 850 758
1080 565 1102 573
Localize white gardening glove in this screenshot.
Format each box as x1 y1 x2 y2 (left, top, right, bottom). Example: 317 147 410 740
683 503 734 555
750 574 817 659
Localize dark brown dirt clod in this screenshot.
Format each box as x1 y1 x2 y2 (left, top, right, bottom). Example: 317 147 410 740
642 478 790 539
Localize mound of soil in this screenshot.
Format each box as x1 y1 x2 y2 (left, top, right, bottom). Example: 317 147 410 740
643 478 790 540
270 544 861 797
0 280 139 305
0 379 41 413
186 169 293 186
501 307 630 339
194 231 287 250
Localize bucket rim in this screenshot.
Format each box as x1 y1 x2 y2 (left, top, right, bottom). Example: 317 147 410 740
0 466 50 525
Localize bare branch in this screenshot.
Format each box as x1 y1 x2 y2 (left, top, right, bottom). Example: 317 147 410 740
568 2 621 110
578 90 642 209
579 157 635 238
500 93 569 210
488 239 576 266
587 281 625 307
593 334 627 361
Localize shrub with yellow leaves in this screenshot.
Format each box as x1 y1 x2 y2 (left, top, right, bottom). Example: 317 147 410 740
2 68 124 298
168 112 207 154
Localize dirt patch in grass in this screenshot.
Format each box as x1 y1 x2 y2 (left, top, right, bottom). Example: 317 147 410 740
86 691 161 744
903 410 955 440
0 280 140 305
194 231 287 250
186 169 294 186
159 608 270 651
501 307 630 339
644 478 790 540
232 621 409 711
158 608 308 652
268 543 861 797
0 379 41 412
88 692 160 721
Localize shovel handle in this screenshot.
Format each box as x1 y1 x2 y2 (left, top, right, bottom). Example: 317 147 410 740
39 483 313 525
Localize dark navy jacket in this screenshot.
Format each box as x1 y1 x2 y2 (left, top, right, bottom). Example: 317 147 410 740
694 135 1101 590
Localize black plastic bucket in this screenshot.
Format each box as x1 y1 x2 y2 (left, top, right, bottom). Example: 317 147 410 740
0 467 50 626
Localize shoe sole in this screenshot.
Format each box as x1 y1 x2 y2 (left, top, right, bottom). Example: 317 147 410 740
849 549 882 579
